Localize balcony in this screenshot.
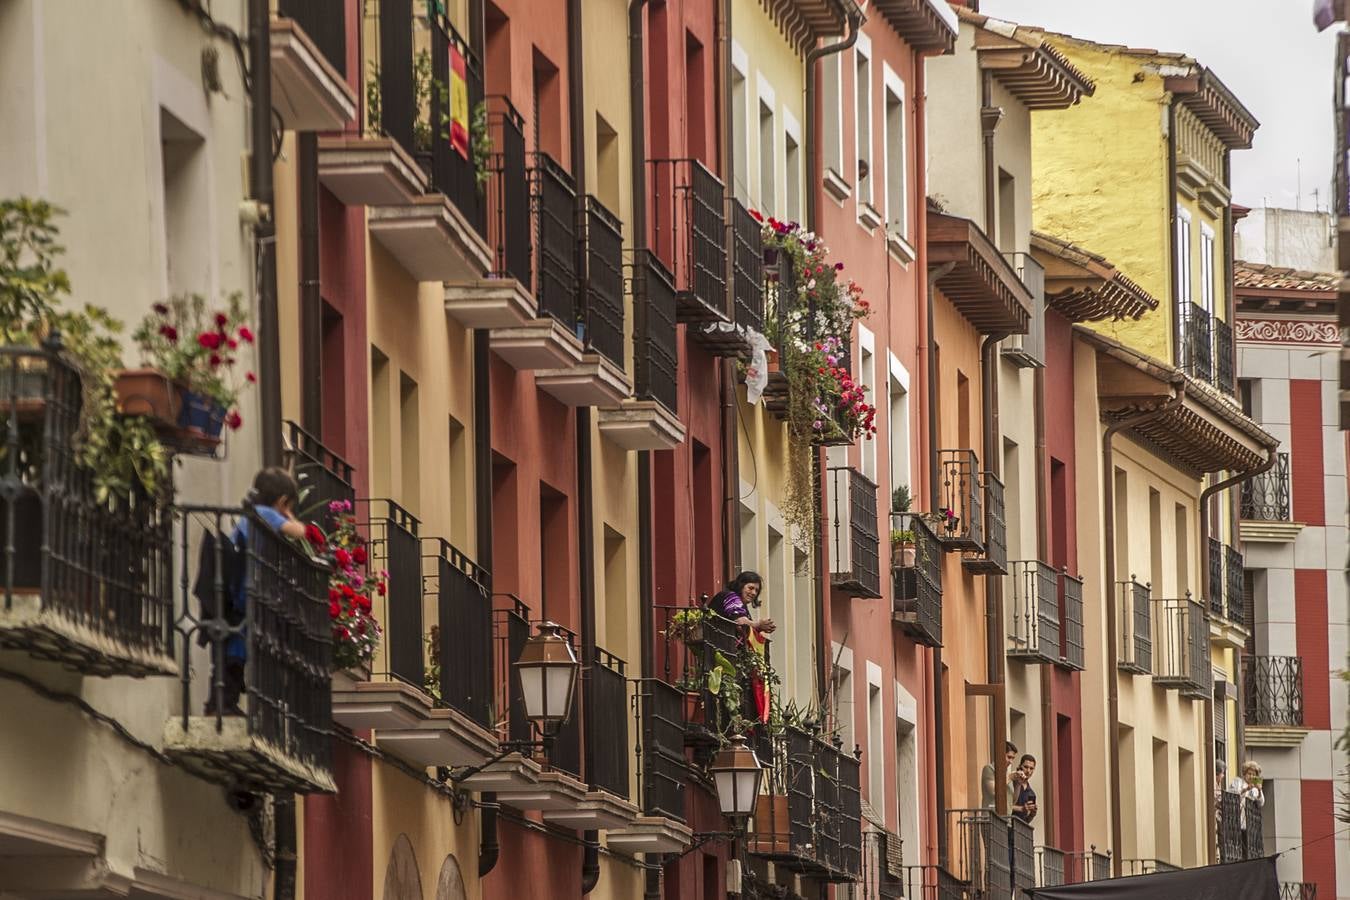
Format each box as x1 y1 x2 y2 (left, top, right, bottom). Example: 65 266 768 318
1152 594 1210 695
829 467 883 598
747 726 863 882
1036 846 1066 887
940 809 1017 900
535 194 631 407
1245 655 1307 745
599 250 685 450
927 211 1034 336
1179 301 1213 384
0 348 175 677
1001 253 1046 368
1280 884 1318 900
272 0 356 132
901 865 970 900
731 200 765 339
330 505 497 768
649 158 735 354
286 420 355 527
1218 791 1264 862
1064 847 1113 883
1241 452 1301 542
893 514 943 648
1060 572 1086 670
1007 561 1060 664
1214 315 1235 395
1121 859 1180 876
1117 578 1153 675
164 506 334 793
656 605 746 750
1224 543 1245 623
604 675 694 854
962 471 1007 576
935 450 983 552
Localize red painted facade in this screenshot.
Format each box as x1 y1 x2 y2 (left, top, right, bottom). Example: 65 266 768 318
1300 779 1339 896
1294 568 1331 731
1289 379 1325 526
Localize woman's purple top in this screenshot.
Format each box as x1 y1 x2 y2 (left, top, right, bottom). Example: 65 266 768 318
713 590 749 620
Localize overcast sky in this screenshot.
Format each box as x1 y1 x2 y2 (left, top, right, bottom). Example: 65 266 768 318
981 0 1339 212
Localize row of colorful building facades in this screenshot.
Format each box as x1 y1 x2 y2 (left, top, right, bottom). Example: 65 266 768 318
0 0 1343 898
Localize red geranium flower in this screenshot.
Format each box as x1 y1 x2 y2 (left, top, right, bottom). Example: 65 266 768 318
335 548 352 568
197 332 223 350
153 302 170 316
209 353 222 368
353 545 368 565
357 594 372 613
305 524 326 548
227 338 239 350
215 312 229 329
239 326 255 343
328 599 341 619
377 582 387 596
341 583 355 599
158 324 178 342
246 371 257 383
225 411 243 430
328 587 342 603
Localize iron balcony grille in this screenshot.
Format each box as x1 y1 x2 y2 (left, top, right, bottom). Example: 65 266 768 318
731 199 765 335
902 865 969 900
1208 536 1225 618
172 506 333 791
1218 791 1265 861
429 538 492 730
941 809 1013 900
429 13 486 235
638 676 687 821
632 250 680 415
1224 544 1244 624
369 0 415 154
287 420 355 532
1007 561 1060 663
363 499 423 688
1279 883 1318 900
1121 859 1180 876
1001 252 1046 368
492 594 532 745
893 513 943 648
1180 301 1213 383
1064 848 1112 884
589 646 630 799
1060 572 1086 671
1118 578 1153 675
544 625 583 780
582 196 626 368
1036 847 1067 887
533 153 580 329
963 471 1007 575
1152 595 1209 694
1241 452 1291 521
1011 819 1035 895
936 450 983 552
1244 655 1304 727
1214 316 1235 395
648 158 730 327
829 466 882 598
0 346 175 676
279 0 348 76
485 96 531 285
654 604 745 746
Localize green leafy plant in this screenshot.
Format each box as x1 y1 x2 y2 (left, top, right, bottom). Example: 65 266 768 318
413 50 451 153
471 99 492 190
890 528 915 546
892 484 911 514
426 625 442 700
365 62 384 136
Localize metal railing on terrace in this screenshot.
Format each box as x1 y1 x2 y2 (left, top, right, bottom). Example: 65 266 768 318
1064 847 1112 884
1241 452 1291 521
1180 301 1213 383
287 420 355 531
279 0 348 75
936 450 982 551
1061 572 1086 670
580 195 626 368
1001 252 1046 368
963 471 1007 575
636 675 686 822
588 646 630 799
1152 594 1210 695
427 538 493 729
731 199 764 335
1218 791 1264 861
1036 846 1067 887
1244 655 1305 727
892 513 943 648
533 152 579 330
1215 316 1235 395
648 158 730 328
632 250 680 415
484 96 530 285
830 466 882 598
1007 560 1060 664
1118 578 1153 675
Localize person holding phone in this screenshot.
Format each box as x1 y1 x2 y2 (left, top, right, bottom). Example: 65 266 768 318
1227 760 1266 842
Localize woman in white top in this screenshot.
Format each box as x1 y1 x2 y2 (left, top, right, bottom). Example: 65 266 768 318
1227 760 1265 839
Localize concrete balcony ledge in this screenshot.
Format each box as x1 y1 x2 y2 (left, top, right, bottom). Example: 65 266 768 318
1239 519 1304 543
270 19 357 132
456 753 542 792
496 769 589 812
445 278 538 330
332 675 498 768
369 194 493 283
535 352 632 407
1209 616 1250 652
0 591 177 678
317 136 427 208
604 816 694 854
597 399 686 450
331 674 433 732
542 790 642 830
163 715 338 794
1244 724 1310 748
490 318 584 371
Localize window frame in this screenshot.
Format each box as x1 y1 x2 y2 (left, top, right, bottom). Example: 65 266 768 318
882 63 908 243
853 33 874 217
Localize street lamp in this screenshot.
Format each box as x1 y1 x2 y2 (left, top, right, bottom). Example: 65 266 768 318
710 734 763 823
515 621 580 735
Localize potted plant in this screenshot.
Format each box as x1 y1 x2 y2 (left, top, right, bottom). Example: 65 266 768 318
666 607 707 646
891 528 916 568
314 499 386 674
892 484 911 514
129 293 256 447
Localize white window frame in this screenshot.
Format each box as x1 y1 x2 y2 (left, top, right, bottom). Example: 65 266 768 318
866 660 885 808
730 42 749 203
1199 222 1215 317
822 47 847 199
853 33 875 221
859 326 877 481
757 74 776 217
888 352 912 505
882 64 908 241
784 109 802 224
1175 205 1193 307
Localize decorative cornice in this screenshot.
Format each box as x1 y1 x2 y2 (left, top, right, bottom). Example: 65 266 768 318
1235 318 1339 346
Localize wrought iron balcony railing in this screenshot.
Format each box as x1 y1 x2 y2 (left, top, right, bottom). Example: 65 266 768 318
1036 846 1067 887
1121 859 1180 876
632 250 680 415
1064 847 1112 883
589 646 630 799
492 594 532 745
648 158 730 331
1241 452 1291 521
1118 578 1153 675
936 450 983 552
287 420 355 531
902 865 969 900
1244 655 1305 727
731 199 765 335
1011 818 1035 895
1218 791 1265 861
637 675 686 822
1208 536 1225 618
1152 594 1209 695
963 471 1007 575
1224 543 1245 624
1001 252 1046 368
485 96 531 285
363 499 424 688
1280 883 1318 900
1180 301 1213 383
168 506 333 793
534 153 580 330
893 513 943 647
940 809 1012 900
1008 561 1060 664
581 196 626 368
279 0 348 75
1061 572 1086 671
655 604 744 747
0 346 175 677
428 538 493 730
830 466 882 598
1214 315 1235 395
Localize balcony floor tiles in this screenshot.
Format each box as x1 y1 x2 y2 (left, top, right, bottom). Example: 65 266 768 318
269 19 357 132
596 398 686 451
163 716 337 794
0 593 176 678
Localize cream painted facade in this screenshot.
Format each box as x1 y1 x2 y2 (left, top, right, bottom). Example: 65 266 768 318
0 0 269 895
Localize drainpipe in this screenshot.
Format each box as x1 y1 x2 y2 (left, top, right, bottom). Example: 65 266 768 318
803 3 863 232
475 326 501 880
299 132 322 434
627 3 661 898
980 71 1000 243
718 0 741 579
980 332 1008 816
1100 387 1183 874
1199 448 1275 865
927 260 953 856
1167 102 1180 363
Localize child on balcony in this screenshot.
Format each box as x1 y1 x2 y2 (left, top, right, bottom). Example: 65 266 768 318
198 467 308 716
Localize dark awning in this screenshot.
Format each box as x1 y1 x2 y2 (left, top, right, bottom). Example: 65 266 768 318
1027 858 1279 900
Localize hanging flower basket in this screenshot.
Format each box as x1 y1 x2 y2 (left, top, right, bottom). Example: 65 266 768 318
113 368 183 426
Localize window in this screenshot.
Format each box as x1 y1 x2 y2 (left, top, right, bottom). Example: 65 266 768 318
1175 206 1193 306
882 67 906 238
399 372 420 512
603 526 627 650
595 114 620 216
767 525 786 682
860 332 876 480
793 548 813 700
833 658 854 753
854 39 872 209
448 417 470 547
370 348 393 497
731 64 748 202
784 129 801 223
1200 224 1216 316
739 501 757 571
1238 378 1257 419
823 49 843 179
758 98 775 216
531 49 562 159
159 108 211 297
868 681 884 806
1173 503 1188 595
685 32 707 160
1149 488 1163 593
998 169 1016 253
1152 740 1172 862
888 357 911 508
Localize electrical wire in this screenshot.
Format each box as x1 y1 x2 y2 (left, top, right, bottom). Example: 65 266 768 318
1274 824 1350 858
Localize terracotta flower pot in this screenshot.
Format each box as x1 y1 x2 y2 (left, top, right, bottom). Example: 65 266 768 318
114 369 182 424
